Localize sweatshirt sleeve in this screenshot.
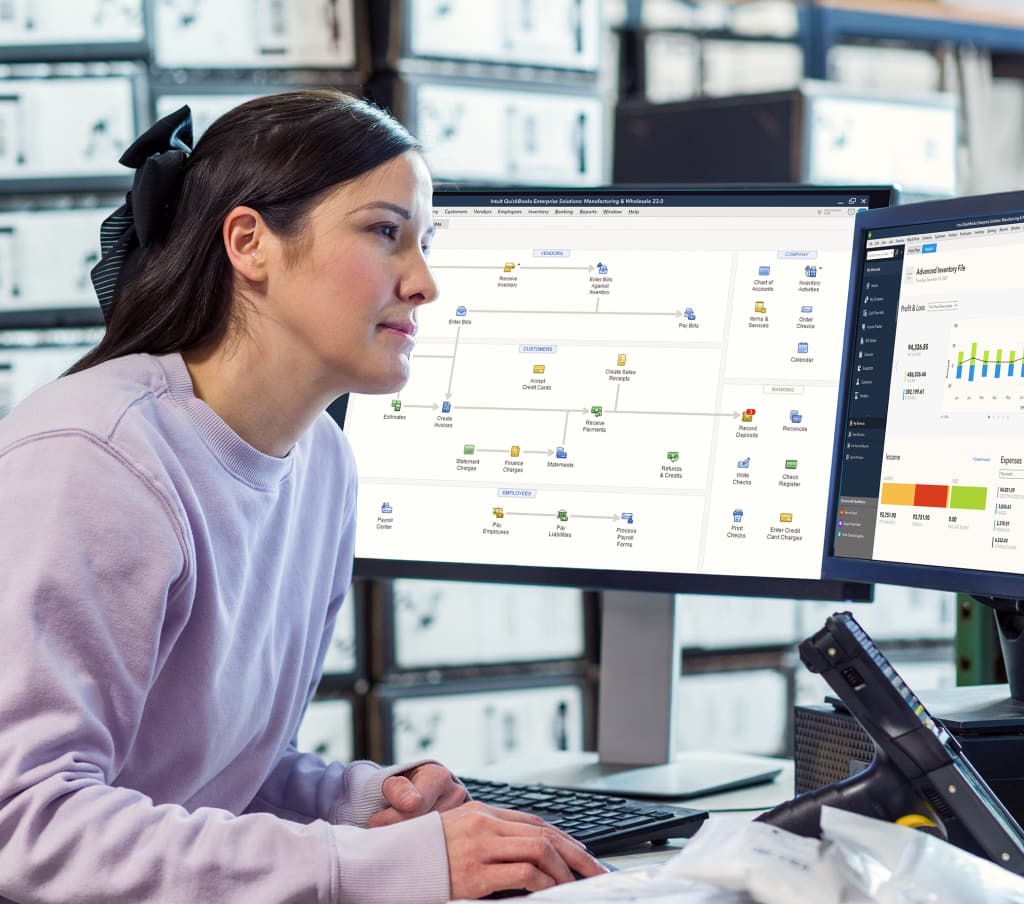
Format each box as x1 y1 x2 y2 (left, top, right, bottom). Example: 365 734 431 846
246 747 452 827
0 433 451 904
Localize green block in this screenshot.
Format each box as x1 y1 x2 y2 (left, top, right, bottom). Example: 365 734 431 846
949 485 987 511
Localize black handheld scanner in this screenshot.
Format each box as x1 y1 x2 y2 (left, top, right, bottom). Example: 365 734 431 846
757 612 1024 874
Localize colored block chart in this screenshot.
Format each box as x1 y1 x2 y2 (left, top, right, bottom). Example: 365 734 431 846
880 482 988 511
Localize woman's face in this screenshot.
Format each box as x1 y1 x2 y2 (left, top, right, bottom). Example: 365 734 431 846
260 150 438 397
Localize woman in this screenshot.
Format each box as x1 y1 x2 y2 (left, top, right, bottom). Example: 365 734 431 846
0 90 604 902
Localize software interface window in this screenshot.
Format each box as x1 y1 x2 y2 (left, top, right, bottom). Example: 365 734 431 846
343 191 875 582
836 214 1024 573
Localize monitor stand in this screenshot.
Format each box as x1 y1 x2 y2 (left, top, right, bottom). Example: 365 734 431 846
507 590 784 800
981 596 1024 701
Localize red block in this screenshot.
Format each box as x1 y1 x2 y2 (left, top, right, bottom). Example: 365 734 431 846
914 484 949 508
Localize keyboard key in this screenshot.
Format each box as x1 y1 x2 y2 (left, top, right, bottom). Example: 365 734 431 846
459 776 707 856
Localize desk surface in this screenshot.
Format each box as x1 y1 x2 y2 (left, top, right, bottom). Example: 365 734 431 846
603 760 796 871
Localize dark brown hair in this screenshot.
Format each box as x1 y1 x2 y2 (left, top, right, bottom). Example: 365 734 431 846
69 89 420 373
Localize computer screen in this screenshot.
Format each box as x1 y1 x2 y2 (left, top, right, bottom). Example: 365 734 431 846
339 185 891 600
822 190 1024 711
823 190 1024 603
336 185 889 798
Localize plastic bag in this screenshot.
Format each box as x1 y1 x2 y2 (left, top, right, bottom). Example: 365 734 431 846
821 806 1024 904
665 814 846 904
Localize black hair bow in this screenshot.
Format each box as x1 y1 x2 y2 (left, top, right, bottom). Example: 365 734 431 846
90 105 194 323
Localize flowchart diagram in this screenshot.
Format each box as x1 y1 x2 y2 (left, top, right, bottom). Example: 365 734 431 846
343 208 860 579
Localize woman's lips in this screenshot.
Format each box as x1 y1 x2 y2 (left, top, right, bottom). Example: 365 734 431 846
380 321 416 337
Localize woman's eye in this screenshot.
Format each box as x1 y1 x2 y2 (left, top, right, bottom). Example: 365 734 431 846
375 224 399 240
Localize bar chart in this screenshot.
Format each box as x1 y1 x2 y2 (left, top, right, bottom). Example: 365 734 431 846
945 316 1024 412
953 342 1024 380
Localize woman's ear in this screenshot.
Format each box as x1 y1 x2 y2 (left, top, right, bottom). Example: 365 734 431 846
223 206 268 283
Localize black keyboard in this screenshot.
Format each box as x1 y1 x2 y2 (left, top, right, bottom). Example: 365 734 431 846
459 777 708 856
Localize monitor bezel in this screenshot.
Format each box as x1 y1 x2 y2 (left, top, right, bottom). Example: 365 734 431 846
340 183 896 603
821 190 1024 600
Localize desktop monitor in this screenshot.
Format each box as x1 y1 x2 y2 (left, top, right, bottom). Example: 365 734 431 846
822 190 1024 696
337 185 891 796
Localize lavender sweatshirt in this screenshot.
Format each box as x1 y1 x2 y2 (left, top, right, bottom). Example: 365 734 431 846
0 353 450 903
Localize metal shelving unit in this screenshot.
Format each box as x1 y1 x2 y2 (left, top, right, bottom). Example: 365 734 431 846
616 0 1024 99
799 1 1024 80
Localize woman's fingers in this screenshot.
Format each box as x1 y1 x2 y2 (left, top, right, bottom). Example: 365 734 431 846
436 781 471 812
368 769 470 827
441 802 608 899
463 802 588 849
489 835 577 886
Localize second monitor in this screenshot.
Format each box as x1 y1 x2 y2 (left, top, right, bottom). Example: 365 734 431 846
822 189 1024 703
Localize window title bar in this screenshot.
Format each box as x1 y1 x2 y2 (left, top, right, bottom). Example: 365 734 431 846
435 189 891 210
864 209 1024 242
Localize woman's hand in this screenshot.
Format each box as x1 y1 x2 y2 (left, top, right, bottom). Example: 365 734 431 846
368 763 469 827
440 801 609 899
